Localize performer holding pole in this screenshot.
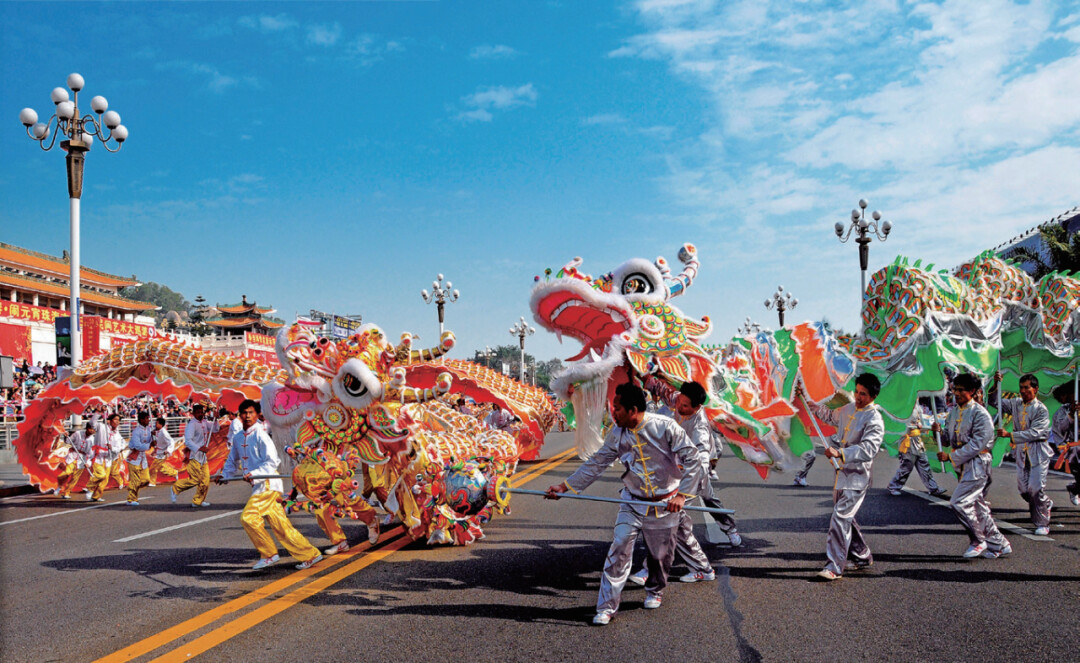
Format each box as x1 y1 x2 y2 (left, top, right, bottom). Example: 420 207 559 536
171 403 219 507
545 382 703 626
85 414 125 501
148 416 178 486
56 421 94 499
990 372 1053 535
1050 381 1080 506
935 373 1011 558
125 411 154 506
216 399 323 571
802 374 885 581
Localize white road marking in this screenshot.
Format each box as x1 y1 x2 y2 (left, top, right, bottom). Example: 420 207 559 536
113 510 242 543
0 497 155 526
901 487 1053 542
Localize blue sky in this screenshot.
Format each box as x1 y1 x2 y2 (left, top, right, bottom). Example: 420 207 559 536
2 0 1078 365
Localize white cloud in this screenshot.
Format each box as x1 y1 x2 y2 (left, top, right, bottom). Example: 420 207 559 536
455 84 538 122
306 23 342 47
238 13 298 33
469 44 519 59
583 113 628 125
155 61 256 93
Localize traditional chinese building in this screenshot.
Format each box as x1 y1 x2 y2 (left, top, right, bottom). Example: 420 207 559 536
198 295 283 368
0 242 157 364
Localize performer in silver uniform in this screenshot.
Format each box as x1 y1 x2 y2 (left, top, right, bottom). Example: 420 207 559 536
887 402 948 498
807 373 885 581
936 372 1011 559
546 382 702 626
1049 383 1080 506
991 372 1052 535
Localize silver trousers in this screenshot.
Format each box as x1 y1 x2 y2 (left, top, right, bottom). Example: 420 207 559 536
887 452 941 493
1017 449 1052 528
674 510 712 573
597 504 677 614
950 475 1008 550
795 450 816 481
700 476 738 533
825 487 872 575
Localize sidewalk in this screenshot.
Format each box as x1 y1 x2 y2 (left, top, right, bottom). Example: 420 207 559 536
0 462 35 498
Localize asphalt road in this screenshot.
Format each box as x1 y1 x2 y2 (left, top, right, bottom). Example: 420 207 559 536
2 432 1078 663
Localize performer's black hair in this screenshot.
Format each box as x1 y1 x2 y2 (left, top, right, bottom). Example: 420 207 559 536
156 417 166 425
679 381 708 408
1052 382 1073 403
137 410 150 421
953 373 981 392
1019 373 1039 389
615 382 647 413
238 399 261 415
107 413 120 422
854 373 881 398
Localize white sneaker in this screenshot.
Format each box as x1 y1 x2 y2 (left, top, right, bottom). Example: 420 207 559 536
962 542 987 558
149 482 156 487
61 495 71 500
193 502 211 507
128 501 140 506
679 569 716 583
295 554 323 570
323 541 350 556
86 493 94 501
169 491 177 504
983 543 1012 558
368 522 380 544
252 554 280 570
816 568 841 581
1034 526 1050 536
592 611 614 626
627 567 648 586
643 593 662 609
728 530 743 547
1071 493 1080 506
710 471 719 480
793 476 808 487
94 497 105 502
889 489 902 496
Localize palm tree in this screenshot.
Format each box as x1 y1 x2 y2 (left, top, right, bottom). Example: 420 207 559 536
1003 222 1080 278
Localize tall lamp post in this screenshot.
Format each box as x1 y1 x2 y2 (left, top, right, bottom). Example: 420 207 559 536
509 317 534 382
19 73 129 366
834 198 892 302
737 317 763 336
764 285 798 328
420 274 459 336
481 345 495 370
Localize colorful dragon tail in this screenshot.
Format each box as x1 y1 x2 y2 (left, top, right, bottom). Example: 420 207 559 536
662 243 699 298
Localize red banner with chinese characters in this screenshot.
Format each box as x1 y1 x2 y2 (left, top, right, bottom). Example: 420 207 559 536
245 331 275 348
81 316 157 358
0 323 32 362
0 301 66 325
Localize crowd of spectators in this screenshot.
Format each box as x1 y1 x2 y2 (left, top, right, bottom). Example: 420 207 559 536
2 360 59 422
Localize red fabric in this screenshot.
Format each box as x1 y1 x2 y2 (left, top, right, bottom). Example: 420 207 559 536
0 322 32 362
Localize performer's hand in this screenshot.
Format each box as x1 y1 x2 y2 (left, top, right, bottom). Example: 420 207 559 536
545 483 567 499
993 371 1002 383
665 494 686 513
213 476 226 485
936 451 950 462
996 428 1011 439
823 446 840 459
930 422 941 433
198 445 209 454
243 472 254 485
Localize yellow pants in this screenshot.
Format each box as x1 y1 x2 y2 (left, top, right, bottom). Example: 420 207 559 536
149 457 178 482
315 505 347 546
57 465 84 497
127 463 150 503
172 460 209 505
241 490 320 562
84 462 113 500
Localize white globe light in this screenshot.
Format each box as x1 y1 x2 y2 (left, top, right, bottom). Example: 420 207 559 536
445 281 452 289
32 123 49 140
51 87 70 104
858 218 869 230
834 221 845 235
432 280 439 289
871 210 881 221
112 124 129 142
80 132 94 147
882 220 893 233
437 273 444 281
103 110 121 129
858 198 868 209
421 289 429 298
452 289 459 298
91 96 108 113
57 101 75 119
778 285 784 291
851 209 860 221
67 73 85 91
764 299 771 307
793 299 799 306
19 108 38 126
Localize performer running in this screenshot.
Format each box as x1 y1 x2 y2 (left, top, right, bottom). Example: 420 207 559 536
148 416 178 486
171 403 219 507
935 372 1011 558
804 373 885 581
85 414 125 501
1050 384 1080 506
990 372 1053 534
887 400 948 498
545 382 702 626
628 379 737 586
125 411 154 505
218 399 323 570
56 421 94 499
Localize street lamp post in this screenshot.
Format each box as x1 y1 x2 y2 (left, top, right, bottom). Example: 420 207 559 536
737 317 763 336
481 345 495 370
834 198 893 303
764 285 798 328
420 274 459 336
19 73 128 366
509 317 534 382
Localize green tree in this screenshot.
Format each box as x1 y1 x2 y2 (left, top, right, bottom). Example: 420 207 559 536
120 282 192 324
1002 222 1080 279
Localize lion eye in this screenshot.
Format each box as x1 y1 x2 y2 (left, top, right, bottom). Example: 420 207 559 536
342 372 368 398
621 274 652 295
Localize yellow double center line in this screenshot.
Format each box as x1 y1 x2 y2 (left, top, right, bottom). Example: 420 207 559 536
97 446 578 663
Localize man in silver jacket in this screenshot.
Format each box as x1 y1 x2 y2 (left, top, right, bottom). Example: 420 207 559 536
1049 383 1080 506
546 382 702 626
991 372 1053 535
936 372 1011 558
807 373 885 581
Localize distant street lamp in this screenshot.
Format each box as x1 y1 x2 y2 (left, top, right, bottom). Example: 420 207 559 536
19 73 129 366
481 345 496 370
764 285 798 328
834 198 893 303
738 317 763 336
420 274 459 336
509 317 535 382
